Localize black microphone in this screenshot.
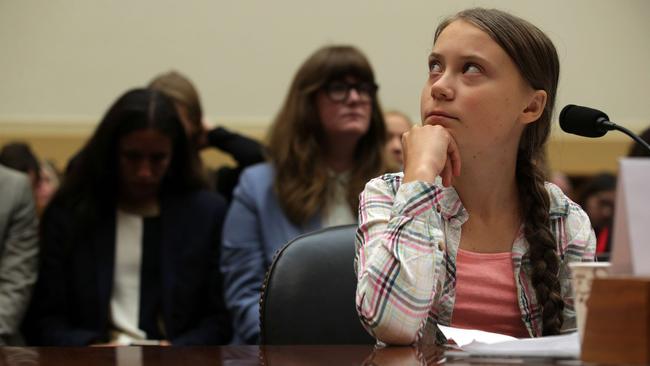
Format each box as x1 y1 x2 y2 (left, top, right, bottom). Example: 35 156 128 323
559 104 650 153
559 104 615 137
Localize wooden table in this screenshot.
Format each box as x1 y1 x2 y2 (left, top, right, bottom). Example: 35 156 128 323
0 345 585 365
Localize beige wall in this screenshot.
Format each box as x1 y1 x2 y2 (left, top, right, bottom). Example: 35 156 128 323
1 0 648 173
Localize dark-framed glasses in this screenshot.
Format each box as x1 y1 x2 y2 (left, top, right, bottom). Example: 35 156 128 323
324 80 378 103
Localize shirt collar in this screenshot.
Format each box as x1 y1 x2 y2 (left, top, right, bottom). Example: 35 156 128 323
546 182 571 218
327 169 350 185
435 184 467 223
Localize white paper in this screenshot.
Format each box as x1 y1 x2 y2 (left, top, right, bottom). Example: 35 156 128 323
460 332 580 359
438 325 516 347
439 325 580 359
611 158 650 275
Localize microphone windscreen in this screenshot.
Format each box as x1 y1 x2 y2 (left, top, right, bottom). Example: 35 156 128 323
559 104 610 138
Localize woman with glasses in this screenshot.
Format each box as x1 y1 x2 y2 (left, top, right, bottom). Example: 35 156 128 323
220 45 388 344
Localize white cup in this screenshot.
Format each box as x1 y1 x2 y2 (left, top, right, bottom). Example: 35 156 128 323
569 262 610 342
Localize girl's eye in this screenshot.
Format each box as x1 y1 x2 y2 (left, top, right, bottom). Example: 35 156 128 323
428 61 442 74
463 63 481 74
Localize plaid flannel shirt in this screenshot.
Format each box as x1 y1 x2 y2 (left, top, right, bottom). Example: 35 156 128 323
355 173 596 345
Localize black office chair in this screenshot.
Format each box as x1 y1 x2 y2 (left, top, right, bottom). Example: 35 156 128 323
259 224 375 345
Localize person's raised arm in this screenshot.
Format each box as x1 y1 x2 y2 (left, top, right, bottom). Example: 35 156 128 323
356 123 461 345
206 127 264 167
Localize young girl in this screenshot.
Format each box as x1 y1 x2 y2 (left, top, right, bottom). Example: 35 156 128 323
355 8 596 345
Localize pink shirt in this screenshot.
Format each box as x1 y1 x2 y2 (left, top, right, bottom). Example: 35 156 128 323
451 248 530 338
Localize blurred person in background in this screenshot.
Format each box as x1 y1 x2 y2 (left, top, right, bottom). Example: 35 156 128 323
25 88 231 346
383 110 412 170
221 45 388 344
628 126 650 157
578 173 616 260
0 165 39 345
0 142 40 192
35 160 61 215
0 143 61 215
148 70 265 203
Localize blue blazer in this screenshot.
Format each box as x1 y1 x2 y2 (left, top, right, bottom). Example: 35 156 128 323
26 190 231 346
220 163 321 344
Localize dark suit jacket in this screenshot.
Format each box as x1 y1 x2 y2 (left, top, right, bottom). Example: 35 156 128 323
26 190 231 346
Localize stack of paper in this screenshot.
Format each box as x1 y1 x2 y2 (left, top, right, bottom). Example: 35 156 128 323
438 325 580 359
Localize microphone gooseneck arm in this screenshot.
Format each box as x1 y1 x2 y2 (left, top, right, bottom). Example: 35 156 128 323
608 122 650 154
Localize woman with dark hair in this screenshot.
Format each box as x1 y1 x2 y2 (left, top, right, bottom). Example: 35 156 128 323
221 45 387 344
356 8 595 345
0 142 48 214
0 142 41 190
26 88 231 346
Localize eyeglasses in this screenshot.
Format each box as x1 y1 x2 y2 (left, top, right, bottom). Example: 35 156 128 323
323 80 378 103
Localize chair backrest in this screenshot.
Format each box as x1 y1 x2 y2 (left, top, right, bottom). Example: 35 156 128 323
259 224 375 345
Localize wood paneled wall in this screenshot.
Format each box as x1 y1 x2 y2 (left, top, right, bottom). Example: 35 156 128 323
1 128 630 176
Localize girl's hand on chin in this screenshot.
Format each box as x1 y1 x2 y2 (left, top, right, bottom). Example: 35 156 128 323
402 124 461 186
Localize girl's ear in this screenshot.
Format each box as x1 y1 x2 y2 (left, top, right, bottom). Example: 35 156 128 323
520 90 547 125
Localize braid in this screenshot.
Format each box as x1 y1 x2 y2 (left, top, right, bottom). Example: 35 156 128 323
516 153 563 335
436 7 563 336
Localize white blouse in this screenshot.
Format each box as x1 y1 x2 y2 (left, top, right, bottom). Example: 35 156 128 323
110 209 146 345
